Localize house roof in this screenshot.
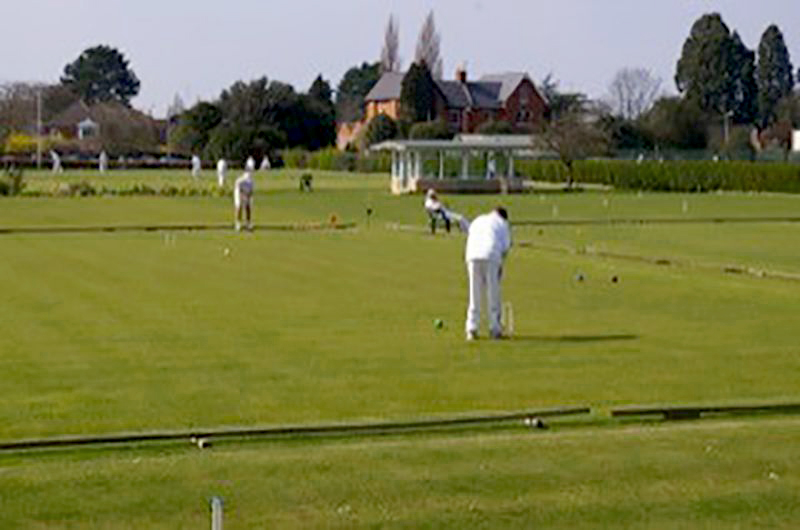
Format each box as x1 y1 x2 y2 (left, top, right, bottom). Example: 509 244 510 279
49 100 157 130
364 71 404 101
365 71 533 111
479 73 530 102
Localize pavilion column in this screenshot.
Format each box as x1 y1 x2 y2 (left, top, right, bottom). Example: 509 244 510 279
391 151 397 178
508 151 515 178
461 151 469 179
438 151 444 179
414 151 422 178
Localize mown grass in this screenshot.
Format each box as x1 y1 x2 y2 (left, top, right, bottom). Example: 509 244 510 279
1 170 799 527
1 418 799 528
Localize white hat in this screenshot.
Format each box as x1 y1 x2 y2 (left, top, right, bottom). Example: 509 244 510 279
426 189 436 198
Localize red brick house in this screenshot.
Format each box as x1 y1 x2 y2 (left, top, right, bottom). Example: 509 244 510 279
364 68 548 133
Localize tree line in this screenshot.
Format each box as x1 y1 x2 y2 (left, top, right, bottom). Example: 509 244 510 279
0 11 797 160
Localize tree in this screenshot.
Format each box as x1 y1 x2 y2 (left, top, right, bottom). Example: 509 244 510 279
302 76 337 150
171 101 222 154
641 96 709 150
757 24 794 128
61 45 140 106
166 94 185 122
729 32 758 124
539 108 610 187
409 120 452 140
380 15 401 73
675 14 746 117
335 62 381 123
400 61 438 123
606 67 662 120
539 74 585 120
414 10 443 79
364 114 398 146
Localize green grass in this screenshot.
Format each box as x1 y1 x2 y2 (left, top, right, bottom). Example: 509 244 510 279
1 170 800 527
2 418 799 528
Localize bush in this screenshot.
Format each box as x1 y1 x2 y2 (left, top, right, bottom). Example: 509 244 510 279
364 114 399 147
408 120 453 140
282 148 390 173
513 159 800 193
0 166 25 196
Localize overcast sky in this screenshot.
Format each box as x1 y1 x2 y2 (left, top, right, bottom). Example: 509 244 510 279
3 1 798 117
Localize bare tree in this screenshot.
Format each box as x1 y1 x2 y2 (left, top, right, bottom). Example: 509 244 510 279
414 10 443 79
380 15 401 73
539 108 610 188
166 93 185 121
606 67 662 120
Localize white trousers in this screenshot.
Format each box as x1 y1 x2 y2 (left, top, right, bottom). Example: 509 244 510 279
466 259 502 335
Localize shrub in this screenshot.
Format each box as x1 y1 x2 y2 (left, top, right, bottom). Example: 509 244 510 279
364 114 399 147
0 166 25 196
408 120 453 140
475 120 516 135
513 159 800 193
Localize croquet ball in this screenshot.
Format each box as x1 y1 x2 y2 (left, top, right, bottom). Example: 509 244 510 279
223 247 231 257
611 275 619 283
575 273 585 282
433 318 444 329
196 438 211 449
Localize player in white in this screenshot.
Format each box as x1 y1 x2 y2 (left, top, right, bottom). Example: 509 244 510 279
234 164 254 231
191 154 201 178
50 150 63 174
216 158 227 187
98 150 108 173
464 207 512 341
260 155 271 171
424 189 469 234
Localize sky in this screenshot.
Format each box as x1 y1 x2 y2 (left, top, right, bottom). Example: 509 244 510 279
3 1 799 117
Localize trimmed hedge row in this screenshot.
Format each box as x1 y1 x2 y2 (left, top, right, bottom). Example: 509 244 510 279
514 160 800 193
22 182 229 198
282 148 391 173
282 148 800 194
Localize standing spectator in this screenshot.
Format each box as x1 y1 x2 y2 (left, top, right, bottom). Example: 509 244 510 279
50 150 63 174
217 158 227 187
191 154 202 178
260 155 271 171
98 151 108 173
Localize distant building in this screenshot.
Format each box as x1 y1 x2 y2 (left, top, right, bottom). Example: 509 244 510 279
47 100 161 153
337 67 549 150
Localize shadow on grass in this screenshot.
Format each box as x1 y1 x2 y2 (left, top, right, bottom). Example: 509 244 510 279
508 333 639 343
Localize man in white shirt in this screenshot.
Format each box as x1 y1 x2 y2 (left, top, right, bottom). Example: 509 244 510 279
234 167 254 231
217 158 227 187
424 189 470 234
98 151 108 173
464 207 512 340
191 155 201 178
50 150 63 173
260 155 271 171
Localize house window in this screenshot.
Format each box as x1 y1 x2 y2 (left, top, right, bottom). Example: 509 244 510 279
448 110 461 125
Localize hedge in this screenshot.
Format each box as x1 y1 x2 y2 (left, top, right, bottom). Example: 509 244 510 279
514 160 800 193
282 148 391 173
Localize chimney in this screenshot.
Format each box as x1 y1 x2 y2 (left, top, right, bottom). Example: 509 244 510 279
455 65 467 83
